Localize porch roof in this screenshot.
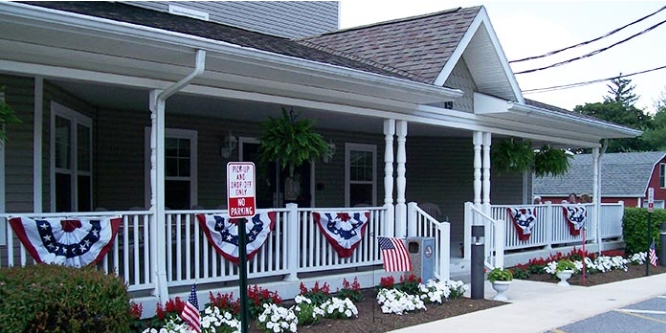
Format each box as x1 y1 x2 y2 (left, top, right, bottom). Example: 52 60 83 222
534 151 666 197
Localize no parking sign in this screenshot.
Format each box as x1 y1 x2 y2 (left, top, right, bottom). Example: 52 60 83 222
227 162 256 218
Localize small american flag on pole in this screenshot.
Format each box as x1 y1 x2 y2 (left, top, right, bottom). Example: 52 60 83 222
649 241 659 267
181 284 201 333
378 237 412 272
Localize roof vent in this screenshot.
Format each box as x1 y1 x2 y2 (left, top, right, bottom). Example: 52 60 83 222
168 4 209 21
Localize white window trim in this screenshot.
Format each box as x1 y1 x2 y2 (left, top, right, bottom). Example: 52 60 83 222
345 143 377 207
143 128 198 209
660 163 666 189
50 102 92 212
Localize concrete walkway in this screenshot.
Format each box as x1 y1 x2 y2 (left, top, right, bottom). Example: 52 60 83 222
390 273 666 333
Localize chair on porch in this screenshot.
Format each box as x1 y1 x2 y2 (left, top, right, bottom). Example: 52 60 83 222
419 202 442 220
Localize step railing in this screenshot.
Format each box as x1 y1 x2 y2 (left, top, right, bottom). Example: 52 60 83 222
407 202 451 280
464 202 505 269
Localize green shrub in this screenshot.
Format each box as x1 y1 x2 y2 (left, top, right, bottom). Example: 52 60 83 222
0 264 131 333
623 208 666 255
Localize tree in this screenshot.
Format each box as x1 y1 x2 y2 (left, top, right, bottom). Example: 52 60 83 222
604 73 639 108
574 101 651 153
641 89 666 150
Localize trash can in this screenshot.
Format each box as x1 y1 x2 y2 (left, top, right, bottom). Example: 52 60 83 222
405 237 435 283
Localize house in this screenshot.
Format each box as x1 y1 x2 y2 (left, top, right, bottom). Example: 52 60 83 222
0 2 639 311
535 151 666 208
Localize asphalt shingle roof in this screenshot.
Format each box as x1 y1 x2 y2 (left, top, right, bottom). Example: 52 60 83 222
299 7 481 84
534 151 666 197
21 1 417 82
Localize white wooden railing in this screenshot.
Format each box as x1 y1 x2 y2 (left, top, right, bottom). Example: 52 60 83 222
464 202 505 269
407 202 450 280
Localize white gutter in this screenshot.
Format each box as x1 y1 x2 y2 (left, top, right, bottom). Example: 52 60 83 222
150 49 206 304
0 2 463 101
510 103 642 139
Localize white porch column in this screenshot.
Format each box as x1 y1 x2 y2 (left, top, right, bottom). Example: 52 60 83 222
383 119 395 237
592 147 601 253
472 132 482 209
149 90 169 303
395 120 407 238
33 77 43 213
482 132 492 214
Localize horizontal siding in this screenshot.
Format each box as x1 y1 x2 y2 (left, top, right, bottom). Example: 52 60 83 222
1 75 34 213
126 1 339 38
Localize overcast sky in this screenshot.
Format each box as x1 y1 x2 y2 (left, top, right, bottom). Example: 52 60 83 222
339 1 666 113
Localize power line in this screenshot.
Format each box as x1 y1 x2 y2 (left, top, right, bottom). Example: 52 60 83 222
514 18 666 75
522 64 666 94
510 6 666 63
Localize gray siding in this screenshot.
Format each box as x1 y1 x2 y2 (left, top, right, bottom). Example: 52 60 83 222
443 59 476 112
126 1 339 38
1 75 34 213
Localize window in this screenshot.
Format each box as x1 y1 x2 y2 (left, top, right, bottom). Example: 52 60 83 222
51 103 92 212
660 164 666 188
643 200 665 209
144 128 197 210
345 143 376 207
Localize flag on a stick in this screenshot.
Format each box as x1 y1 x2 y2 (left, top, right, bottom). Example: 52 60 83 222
649 241 659 267
181 284 201 333
378 237 412 272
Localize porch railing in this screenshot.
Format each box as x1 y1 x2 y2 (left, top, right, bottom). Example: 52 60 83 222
407 202 450 280
463 202 505 269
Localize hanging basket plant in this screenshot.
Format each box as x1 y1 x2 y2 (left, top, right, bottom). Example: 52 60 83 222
0 86 21 142
533 145 572 178
258 108 329 176
491 138 534 175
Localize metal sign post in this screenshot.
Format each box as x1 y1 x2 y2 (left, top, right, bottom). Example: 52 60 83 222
227 162 256 333
647 188 654 276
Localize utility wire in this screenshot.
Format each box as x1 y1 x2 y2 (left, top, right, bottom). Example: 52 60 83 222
510 5 666 63
514 18 666 75
522 64 666 94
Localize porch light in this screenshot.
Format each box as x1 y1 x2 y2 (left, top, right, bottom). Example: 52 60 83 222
322 140 336 163
220 131 237 159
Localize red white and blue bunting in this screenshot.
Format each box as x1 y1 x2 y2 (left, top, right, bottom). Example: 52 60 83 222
563 205 587 236
8 216 122 267
196 212 276 264
507 208 537 241
313 211 370 258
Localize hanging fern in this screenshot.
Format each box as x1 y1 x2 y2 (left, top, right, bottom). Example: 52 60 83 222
0 86 21 141
491 138 534 175
534 145 572 178
258 108 329 176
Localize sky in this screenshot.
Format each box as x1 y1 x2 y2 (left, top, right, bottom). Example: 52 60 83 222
338 1 666 113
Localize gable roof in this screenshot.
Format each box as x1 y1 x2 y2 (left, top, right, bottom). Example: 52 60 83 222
300 7 480 84
20 1 419 82
534 151 666 197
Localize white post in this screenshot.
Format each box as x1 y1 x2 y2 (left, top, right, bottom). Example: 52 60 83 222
149 90 169 303
33 77 43 213
384 119 395 237
472 132 482 209
395 120 407 238
544 202 553 249
407 202 417 236
284 203 299 281
482 132 492 214
494 220 505 268
463 202 472 260
440 222 451 281
592 147 601 254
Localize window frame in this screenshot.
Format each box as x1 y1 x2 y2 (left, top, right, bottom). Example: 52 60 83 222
660 163 666 188
50 102 93 212
344 143 377 207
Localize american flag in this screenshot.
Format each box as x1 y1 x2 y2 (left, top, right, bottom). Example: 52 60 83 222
378 237 412 272
181 284 201 333
649 241 659 267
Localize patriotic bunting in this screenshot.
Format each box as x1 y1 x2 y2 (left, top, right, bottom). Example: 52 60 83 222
507 207 537 241
196 212 276 264
8 216 122 267
563 205 587 236
313 211 370 258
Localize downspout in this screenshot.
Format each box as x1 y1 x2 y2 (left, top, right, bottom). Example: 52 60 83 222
150 49 206 303
594 139 609 255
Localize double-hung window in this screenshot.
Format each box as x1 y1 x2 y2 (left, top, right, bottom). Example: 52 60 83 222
345 143 376 207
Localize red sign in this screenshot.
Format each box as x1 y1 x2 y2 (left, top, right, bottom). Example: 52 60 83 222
227 162 256 218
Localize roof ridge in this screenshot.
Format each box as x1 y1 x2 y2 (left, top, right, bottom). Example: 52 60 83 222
296 39 431 83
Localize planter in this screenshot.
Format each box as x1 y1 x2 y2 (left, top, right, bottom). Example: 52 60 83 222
491 280 511 301
556 270 574 287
